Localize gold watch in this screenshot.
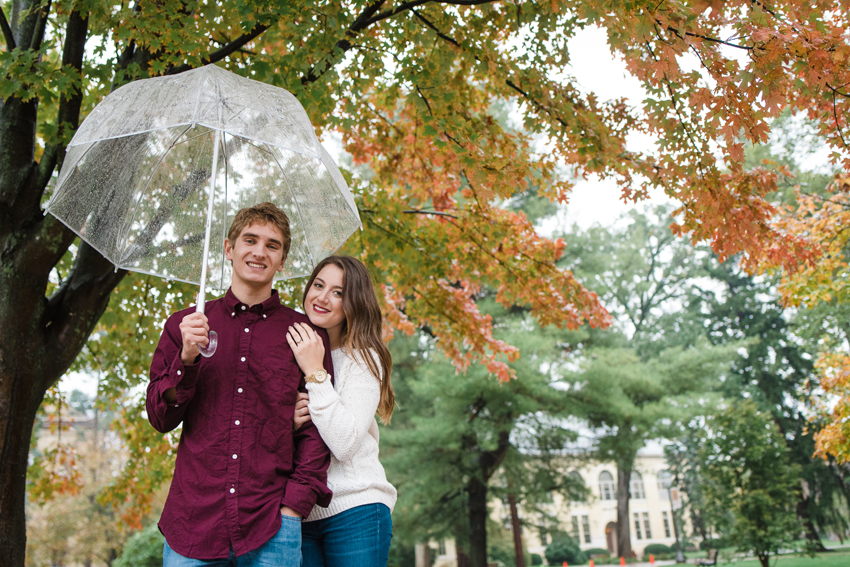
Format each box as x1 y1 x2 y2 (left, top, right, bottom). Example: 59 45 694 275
305 369 329 384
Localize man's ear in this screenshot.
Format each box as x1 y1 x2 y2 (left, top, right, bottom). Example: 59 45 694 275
277 255 287 273
224 239 233 261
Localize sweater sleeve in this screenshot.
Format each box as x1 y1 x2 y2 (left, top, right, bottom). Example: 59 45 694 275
305 349 381 463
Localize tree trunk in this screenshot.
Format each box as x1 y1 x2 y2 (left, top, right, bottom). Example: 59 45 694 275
462 424 510 567
758 554 770 567
0 3 134 565
456 544 472 567
468 475 489 567
508 493 526 567
797 488 829 552
616 467 632 559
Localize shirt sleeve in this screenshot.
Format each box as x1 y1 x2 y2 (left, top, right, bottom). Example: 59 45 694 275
306 349 381 463
281 325 334 516
146 313 201 433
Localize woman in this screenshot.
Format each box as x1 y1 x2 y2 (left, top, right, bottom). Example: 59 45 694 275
286 255 396 567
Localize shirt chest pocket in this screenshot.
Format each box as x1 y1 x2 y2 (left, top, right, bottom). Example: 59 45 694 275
258 353 301 407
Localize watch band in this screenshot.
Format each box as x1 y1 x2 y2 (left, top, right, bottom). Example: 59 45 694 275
305 369 329 384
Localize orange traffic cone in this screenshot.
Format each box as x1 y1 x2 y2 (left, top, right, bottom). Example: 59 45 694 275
590 561 595 567
562 563 568 567
650 554 655 564
619 558 626 566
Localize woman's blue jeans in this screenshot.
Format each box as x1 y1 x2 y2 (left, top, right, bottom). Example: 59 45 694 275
301 503 393 567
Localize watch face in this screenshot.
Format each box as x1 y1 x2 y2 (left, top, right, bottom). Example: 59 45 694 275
307 369 328 383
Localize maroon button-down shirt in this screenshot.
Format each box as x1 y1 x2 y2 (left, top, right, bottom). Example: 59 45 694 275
147 289 333 560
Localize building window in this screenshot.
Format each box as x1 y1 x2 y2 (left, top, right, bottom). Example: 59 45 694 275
642 512 652 539
582 515 592 544
540 529 549 545
630 471 645 500
657 470 672 500
438 540 446 555
633 512 643 540
571 516 580 541
599 470 616 501
662 511 671 538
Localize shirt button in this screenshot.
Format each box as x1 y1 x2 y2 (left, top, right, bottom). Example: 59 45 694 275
244 328 249 333
230 488 235 494
241 357 246 362
176 370 181 376
238 388 243 393
262 314 267 319
235 420 240 425
241 305 246 310
231 312 235 317
232 454 238 459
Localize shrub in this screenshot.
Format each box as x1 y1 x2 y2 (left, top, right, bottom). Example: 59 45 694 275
585 548 610 557
488 544 514 567
594 557 639 565
545 534 588 566
531 553 544 566
113 524 164 567
643 544 671 555
699 538 726 550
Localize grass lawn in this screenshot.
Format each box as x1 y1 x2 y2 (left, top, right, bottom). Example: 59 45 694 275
717 549 850 567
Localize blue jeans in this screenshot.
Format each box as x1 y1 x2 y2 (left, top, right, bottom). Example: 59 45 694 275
301 503 393 567
163 514 302 567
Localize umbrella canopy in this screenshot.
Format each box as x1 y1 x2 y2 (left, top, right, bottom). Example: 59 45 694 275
48 64 361 289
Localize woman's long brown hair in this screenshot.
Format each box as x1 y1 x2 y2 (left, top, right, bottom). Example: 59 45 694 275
302 256 395 423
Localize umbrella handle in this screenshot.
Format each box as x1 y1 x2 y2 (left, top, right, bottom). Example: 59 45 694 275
196 129 222 358
198 330 218 358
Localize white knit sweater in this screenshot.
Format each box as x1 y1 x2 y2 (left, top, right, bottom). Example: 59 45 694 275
304 347 397 522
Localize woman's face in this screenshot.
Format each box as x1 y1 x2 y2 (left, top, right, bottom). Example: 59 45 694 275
304 264 346 335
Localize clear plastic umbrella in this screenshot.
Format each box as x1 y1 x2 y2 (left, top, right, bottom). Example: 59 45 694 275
47 65 361 356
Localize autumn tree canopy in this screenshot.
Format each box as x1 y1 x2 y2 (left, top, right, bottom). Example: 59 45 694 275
4 0 850 565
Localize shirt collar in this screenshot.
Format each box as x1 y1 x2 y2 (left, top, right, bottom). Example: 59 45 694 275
224 288 283 315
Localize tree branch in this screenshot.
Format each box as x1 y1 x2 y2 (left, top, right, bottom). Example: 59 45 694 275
32 9 88 215
831 88 849 150
28 0 51 51
166 22 269 75
302 0 388 84
656 19 754 51
362 208 460 218
300 0 501 85
0 6 15 51
364 0 498 28
44 243 127 386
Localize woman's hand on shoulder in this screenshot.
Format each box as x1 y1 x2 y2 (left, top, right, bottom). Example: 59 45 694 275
286 322 326 377
293 392 311 431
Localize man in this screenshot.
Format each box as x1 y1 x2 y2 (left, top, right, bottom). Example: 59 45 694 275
147 202 332 566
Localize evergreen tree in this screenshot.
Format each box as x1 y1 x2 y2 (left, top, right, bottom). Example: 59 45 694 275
698 401 801 567
382 298 587 567
658 256 850 548
557 209 733 557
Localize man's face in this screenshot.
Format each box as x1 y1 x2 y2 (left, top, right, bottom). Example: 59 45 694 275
224 222 287 290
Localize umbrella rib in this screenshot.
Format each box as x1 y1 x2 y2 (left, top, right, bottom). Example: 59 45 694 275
216 132 230 290
269 146 316 269
117 124 194 265
190 67 206 126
